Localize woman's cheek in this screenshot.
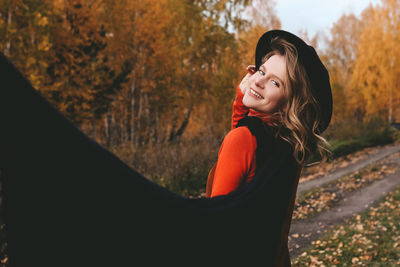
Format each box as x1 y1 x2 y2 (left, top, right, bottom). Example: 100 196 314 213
242 93 250 107
243 92 256 108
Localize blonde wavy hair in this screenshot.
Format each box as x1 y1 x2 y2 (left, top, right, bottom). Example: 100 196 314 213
259 37 330 165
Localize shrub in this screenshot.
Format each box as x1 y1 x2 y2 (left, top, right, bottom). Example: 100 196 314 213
110 133 220 197
314 117 395 162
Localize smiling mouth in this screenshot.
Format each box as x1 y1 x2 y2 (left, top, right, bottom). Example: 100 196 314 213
250 89 264 99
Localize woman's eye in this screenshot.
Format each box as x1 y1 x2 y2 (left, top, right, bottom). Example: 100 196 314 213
258 69 265 75
271 80 280 87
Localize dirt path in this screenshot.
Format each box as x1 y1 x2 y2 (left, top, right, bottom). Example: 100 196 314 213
289 145 400 258
298 143 400 194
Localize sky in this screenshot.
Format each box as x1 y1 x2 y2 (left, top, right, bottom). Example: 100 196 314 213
275 0 382 38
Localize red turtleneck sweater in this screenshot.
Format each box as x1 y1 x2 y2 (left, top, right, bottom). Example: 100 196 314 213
210 86 273 197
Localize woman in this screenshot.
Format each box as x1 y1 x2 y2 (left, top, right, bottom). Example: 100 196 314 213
204 30 332 266
207 30 332 198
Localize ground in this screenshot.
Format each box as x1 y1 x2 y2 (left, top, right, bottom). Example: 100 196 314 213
289 142 400 264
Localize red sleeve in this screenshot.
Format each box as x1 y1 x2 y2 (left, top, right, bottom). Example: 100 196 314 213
210 127 257 197
231 85 249 129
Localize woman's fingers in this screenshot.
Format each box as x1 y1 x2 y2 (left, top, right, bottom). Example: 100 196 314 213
240 65 255 94
247 65 256 74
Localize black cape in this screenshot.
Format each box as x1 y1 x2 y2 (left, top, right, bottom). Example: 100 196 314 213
0 53 299 266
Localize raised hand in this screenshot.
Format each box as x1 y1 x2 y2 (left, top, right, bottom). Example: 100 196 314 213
239 65 256 94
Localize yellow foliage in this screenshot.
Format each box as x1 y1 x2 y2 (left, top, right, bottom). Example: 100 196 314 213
38 36 51 51
36 12 49 27
350 0 400 122
325 13 364 122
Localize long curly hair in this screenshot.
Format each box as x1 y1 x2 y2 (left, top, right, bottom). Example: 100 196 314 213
259 37 330 165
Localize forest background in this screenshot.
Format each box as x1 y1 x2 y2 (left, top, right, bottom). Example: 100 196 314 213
0 0 400 198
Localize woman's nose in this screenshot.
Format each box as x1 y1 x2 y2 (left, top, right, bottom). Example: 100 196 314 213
254 74 265 89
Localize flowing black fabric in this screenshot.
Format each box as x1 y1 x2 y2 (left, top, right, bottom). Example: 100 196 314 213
0 53 299 266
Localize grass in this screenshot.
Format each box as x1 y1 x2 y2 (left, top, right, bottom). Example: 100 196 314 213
292 184 400 266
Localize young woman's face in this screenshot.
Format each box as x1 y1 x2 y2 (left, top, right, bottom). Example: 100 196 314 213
242 54 287 113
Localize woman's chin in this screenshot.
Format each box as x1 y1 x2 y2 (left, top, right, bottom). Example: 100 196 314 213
242 100 252 109
243 95 259 110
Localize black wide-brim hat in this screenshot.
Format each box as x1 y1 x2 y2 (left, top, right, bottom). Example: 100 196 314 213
255 30 332 133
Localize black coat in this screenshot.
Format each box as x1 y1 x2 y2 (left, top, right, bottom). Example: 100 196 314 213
0 53 300 266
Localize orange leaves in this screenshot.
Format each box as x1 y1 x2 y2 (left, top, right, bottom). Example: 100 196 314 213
39 0 125 125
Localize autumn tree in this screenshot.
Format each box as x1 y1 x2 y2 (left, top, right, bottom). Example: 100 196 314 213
237 0 281 71
0 0 54 89
171 0 281 138
324 13 364 122
350 0 400 123
94 0 178 146
94 0 257 147
42 0 130 137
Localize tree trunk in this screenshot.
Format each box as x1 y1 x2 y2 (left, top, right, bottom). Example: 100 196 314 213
144 92 150 144
136 88 143 146
389 88 392 123
4 5 12 56
169 107 192 142
104 111 112 148
130 79 136 144
119 98 127 144
154 109 160 143
389 57 394 123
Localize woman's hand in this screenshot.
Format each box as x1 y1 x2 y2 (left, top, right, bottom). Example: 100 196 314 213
239 65 256 94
